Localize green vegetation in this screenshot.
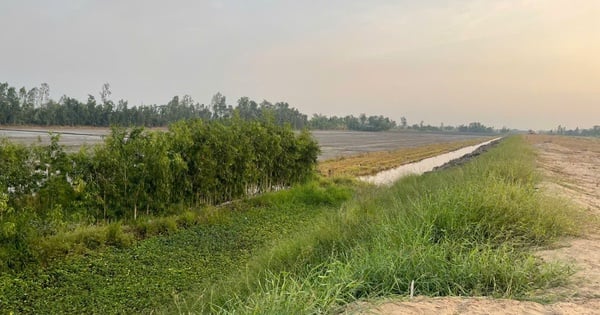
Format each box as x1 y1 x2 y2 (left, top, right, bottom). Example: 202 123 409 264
308 113 397 131
0 136 583 314
0 181 353 313
0 118 319 272
0 81 502 133
0 82 311 128
0 82 395 131
187 136 580 314
308 114 503 133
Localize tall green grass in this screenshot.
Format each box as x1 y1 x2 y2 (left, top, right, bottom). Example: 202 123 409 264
192 136 581 314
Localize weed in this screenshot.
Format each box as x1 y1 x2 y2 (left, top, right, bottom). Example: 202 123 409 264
105 222 133 248
197 136 582 314
0 181 352 313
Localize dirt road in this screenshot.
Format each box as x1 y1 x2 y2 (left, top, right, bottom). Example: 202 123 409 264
356 135 600 315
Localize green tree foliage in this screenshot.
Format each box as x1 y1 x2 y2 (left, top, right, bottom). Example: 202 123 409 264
0 82 310 129
3 82 403 132
0 118 319 264
307 114 396 131
401 121 500 134
457 122 495 133
0 118 319 271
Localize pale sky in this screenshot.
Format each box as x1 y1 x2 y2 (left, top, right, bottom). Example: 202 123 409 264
1 0 598 130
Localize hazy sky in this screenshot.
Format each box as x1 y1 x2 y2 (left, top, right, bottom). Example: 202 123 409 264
1 0 598 130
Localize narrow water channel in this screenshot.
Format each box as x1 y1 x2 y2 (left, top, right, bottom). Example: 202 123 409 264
359 138 501 186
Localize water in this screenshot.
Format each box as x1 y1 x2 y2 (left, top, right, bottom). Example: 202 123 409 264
359 138 501 186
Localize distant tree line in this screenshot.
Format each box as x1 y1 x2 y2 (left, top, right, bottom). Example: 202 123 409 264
1 81 509 133
308 115 505 134
1 82 393 131
0 82 309 129
308 114 396 131
397 120 506 134
551 125 600 137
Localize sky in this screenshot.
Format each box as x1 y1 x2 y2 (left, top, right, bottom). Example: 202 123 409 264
1 0 598 130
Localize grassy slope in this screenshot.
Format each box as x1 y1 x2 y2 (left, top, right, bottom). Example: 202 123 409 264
0 182 352 314
195 136 582 314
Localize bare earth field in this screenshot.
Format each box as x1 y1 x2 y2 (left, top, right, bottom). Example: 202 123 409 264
312 130 486 161
0 127 485 160
355 135 600 315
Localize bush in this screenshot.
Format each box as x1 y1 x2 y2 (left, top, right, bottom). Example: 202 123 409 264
176 211 199 228
134 217 179 238
105 223 133 248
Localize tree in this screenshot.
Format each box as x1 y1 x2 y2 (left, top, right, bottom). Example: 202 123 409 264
211 92 231 119
39 83 50 108
26 87 38 108
100 83 112 104
236 97 260 120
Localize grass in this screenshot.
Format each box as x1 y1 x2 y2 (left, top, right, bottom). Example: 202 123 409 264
0 181 353 314
318 138 492 177
0 136 585 314
185 136 582 314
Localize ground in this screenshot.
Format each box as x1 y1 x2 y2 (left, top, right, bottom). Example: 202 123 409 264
311 130 486 161
353 135 600 315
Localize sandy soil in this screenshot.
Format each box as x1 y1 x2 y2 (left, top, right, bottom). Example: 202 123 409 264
352 135 600 315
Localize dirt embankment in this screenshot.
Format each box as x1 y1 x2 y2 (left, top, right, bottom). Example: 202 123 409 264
354 135 600 315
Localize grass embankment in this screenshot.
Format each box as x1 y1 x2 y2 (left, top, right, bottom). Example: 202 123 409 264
318 137 491 177
0 181 353 313
187 136 581 314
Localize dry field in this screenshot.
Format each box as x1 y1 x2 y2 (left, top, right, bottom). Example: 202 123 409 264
358 135 600 315
312 130 488 161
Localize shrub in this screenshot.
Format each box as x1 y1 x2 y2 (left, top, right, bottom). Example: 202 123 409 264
105 223 133 248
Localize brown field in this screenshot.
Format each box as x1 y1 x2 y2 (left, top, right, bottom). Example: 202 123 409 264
312 130 489 161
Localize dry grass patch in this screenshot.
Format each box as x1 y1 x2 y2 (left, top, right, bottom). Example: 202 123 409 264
318 137 492 177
